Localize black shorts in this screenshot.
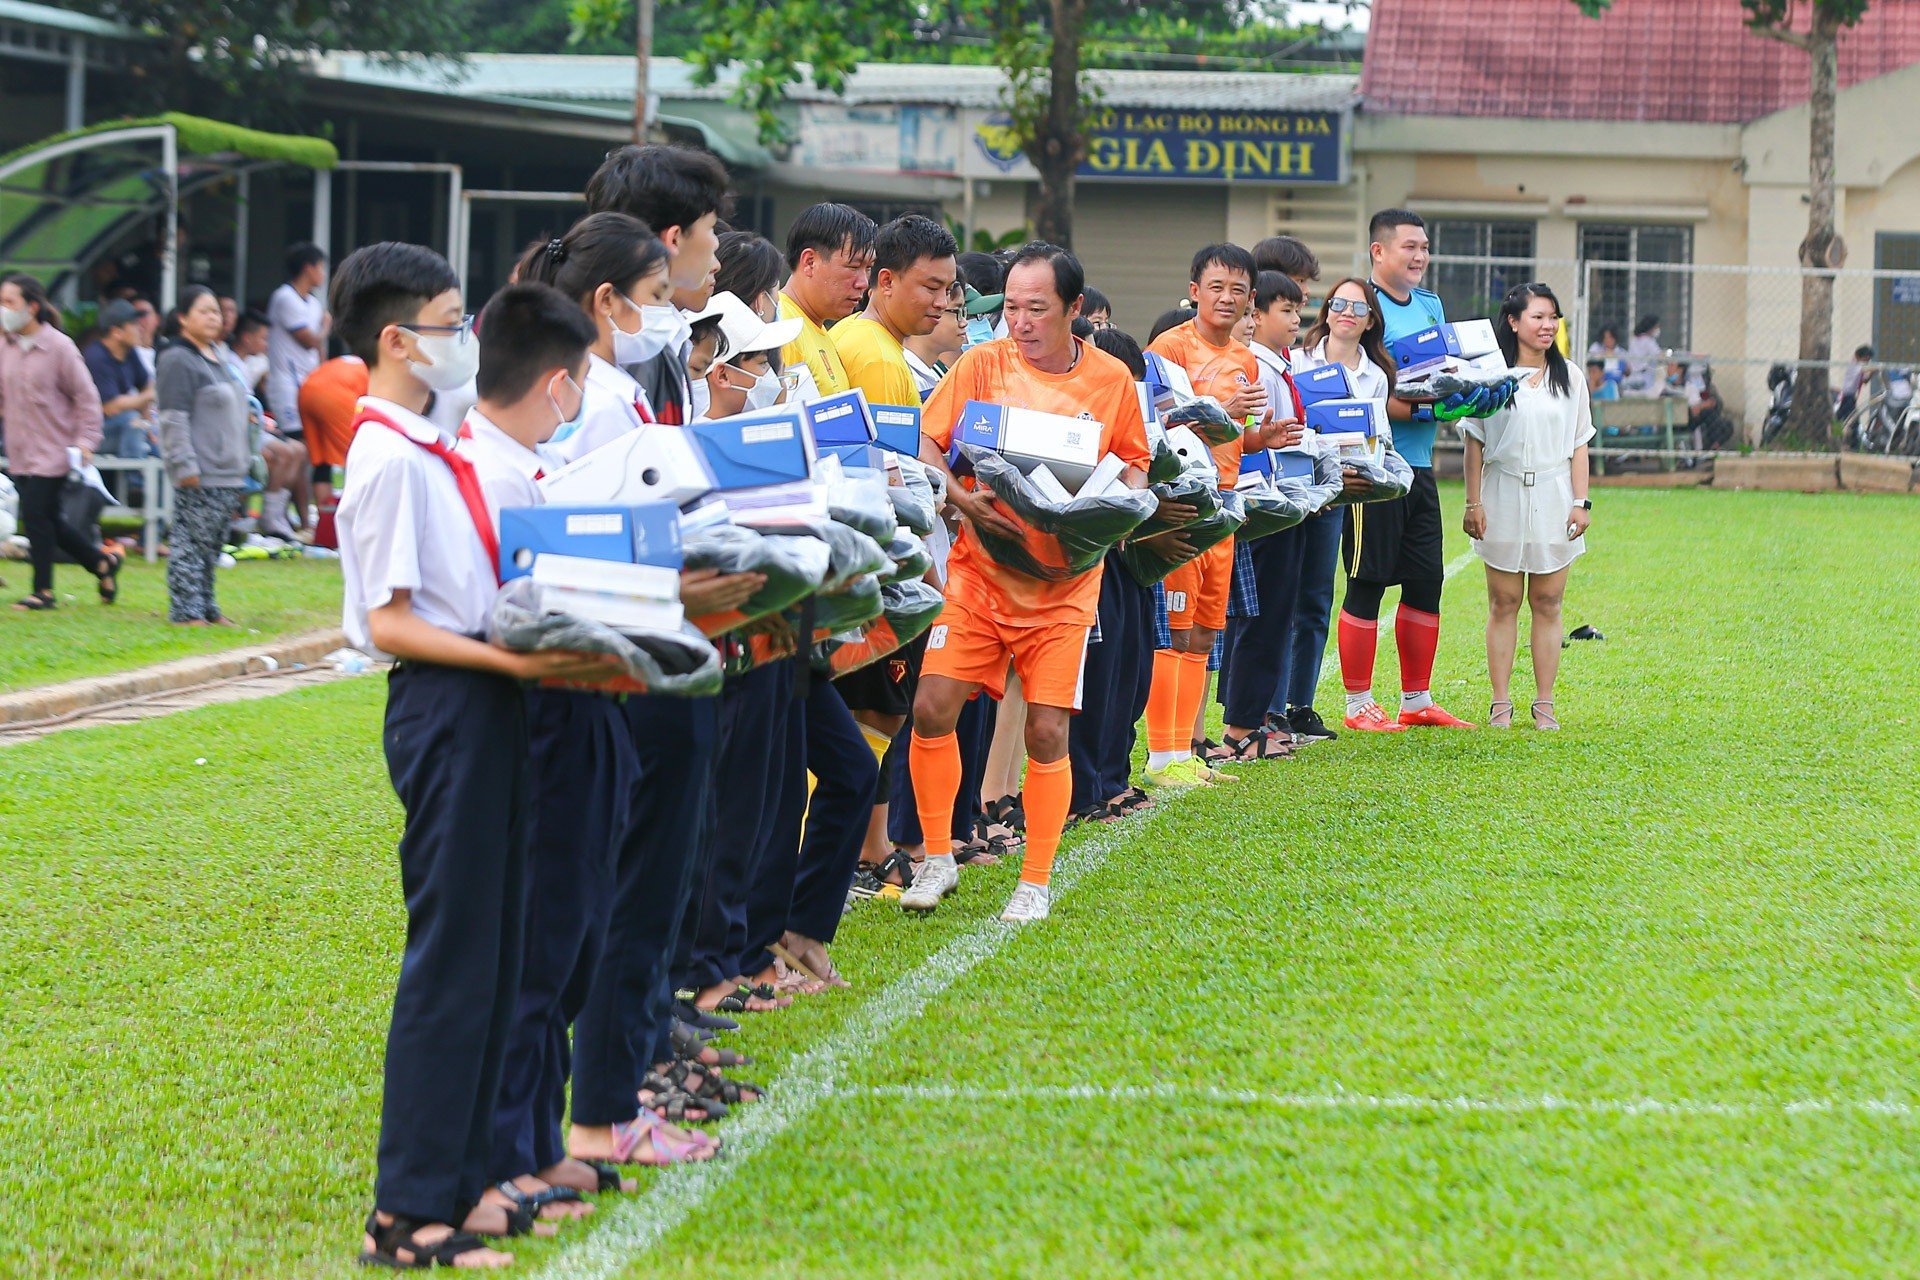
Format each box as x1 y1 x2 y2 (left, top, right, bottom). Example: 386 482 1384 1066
1343 466 1444 585
832 633 925 717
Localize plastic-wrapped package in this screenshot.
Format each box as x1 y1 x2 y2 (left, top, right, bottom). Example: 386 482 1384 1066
1161 392 1243 448
888 459 939 535
681 523 832 632
823 467 897 540
1145 427 1186 485
1119 489 1248 587
878 529 933 586
959 445 1158 582
1327 449 1416 506
1274 454 1347 516
813 572 884 633
1396 363 1517 401
815 578 946 678
488 576 724 697
1132 471 1221 539
1236 477 1317 542
787 521 891 590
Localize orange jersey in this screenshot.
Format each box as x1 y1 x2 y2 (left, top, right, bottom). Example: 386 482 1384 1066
1146 321 1261 487
299 356 369 468
924 337 1151 628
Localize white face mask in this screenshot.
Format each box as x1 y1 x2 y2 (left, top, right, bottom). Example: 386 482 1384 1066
736 362 783 410
402 325 479 392
0 307 31 334
609 291 665 366
546 372 587 443
688 376 711 422
641 304 692 359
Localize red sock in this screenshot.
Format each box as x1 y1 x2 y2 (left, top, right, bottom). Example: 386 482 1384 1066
1396 606 1440 694
1338 611 1379 694
1145 648 1184 753
1173 650 1211 749
909 730 962 858
1019 755 1072 887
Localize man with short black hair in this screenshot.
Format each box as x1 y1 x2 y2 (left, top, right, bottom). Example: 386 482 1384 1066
1252 235 1322 292
583 143 734 423
268 242 328 437
779 203 878 397
83 298 155 461
1081 286 1113 330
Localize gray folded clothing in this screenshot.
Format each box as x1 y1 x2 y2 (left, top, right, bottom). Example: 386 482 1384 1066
681 523 831 625
1327 449 1415 506
488 577 723 697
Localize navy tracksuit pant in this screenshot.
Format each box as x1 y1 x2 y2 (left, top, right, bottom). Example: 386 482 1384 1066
570 690 718 1126
374 661 530 1225
1219 527 1308 730
489 687 628 1180
1071 549 1156 811
1274 506 1344 716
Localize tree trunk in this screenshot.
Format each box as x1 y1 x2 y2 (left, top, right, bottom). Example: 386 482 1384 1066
634 0 654 143
1028 0 1086 248
1784 4 1843 447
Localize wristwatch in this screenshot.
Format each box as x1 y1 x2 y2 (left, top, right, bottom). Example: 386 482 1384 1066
1573 498 1593 510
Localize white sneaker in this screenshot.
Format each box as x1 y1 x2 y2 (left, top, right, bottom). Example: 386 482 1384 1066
999 881 1051 923
899 859 958 912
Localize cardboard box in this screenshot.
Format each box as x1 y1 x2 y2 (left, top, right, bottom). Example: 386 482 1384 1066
1163 425 1218 481
1136 382 1159 430
531 554 684 634
686 407 814 492
498 502 684 581
802 389 876 448
870 403 923 457
818 442 888 472
1306 398 1388 450
1235 448 1275 488
1143 351 1196 413
1450 318 1500 360
954 400 1105 493
718 480 830 528
1272 449 1319 480
1292 361 1355 410
1387 324 1462 376
538 423 714 507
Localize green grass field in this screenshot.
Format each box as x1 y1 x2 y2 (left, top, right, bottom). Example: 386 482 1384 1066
4 485 1918 1278
0 556 343 692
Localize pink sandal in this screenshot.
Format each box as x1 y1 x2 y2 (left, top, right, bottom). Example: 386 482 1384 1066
610 1111 719 1166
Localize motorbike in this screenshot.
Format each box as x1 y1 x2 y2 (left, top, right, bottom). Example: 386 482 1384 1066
1844 367 1917 454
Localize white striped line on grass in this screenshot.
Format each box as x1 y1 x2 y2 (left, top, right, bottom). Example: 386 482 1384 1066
539 546 1479 1279
836 1082 1920 1121
533 795 1194 1280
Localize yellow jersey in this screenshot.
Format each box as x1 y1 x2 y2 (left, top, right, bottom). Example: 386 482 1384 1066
779 293 850 396
831 316 920 408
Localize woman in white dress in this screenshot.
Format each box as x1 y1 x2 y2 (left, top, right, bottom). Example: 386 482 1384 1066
1462 283 1593 730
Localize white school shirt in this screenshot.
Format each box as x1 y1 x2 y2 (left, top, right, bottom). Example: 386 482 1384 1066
1251 341 1299 421
1462 369 1594 575
457 409 546 529
336 396 498 657
544 353 650 467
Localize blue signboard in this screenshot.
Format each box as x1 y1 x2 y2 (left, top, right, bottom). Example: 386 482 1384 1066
972 106 1346 185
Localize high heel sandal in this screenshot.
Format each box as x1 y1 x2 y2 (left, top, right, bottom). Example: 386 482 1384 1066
1531 700 1560 731
1488 700 1514 729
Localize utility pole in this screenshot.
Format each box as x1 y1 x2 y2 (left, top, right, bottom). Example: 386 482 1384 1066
635 0 654 142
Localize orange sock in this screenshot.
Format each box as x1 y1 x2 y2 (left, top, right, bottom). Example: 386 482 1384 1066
1174 650 1211 751
1146 648 1184 753
909 730 962 859
1019 755 1072 887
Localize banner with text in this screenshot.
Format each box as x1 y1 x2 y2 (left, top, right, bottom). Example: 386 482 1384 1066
965 106 1347 184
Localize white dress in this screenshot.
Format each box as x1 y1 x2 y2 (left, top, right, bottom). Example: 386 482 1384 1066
1464 369 1593 574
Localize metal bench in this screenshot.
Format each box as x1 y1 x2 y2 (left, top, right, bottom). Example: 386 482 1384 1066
90 456 171 561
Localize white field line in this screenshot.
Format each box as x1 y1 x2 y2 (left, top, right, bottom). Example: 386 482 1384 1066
836 1082 1920 1121
533 799 1187 1280
539 546 1479 1280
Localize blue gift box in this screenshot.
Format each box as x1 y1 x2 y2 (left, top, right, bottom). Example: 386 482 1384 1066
802 389 876 447
1293 361 1355 410
820 442 888 472
498 502 684 581
686 407 815 491
1387 324 1463 375
1305 398 1387 441
870 402 923 457
1272 449 1318 480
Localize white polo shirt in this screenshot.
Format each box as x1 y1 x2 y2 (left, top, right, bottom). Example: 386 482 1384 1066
336 396 498 656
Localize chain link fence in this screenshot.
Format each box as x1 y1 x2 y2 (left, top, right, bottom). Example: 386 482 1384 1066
1422 254 1920 456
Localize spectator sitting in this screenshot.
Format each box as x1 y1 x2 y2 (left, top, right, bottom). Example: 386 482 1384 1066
130 296 160 381
1622 314 1663 397
83 299 157 469
229 309 271 398
1586 358 1620 402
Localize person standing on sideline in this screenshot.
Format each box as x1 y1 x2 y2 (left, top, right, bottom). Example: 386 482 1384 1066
265 242 328 536
778 203 877 398
902 243 1156 924
1344 209 1478 731
1463 283 1593 731
0 273 116 611
157 287 252 626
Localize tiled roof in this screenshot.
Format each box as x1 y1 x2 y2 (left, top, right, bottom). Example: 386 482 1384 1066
1360 0 1920 124
315 54 1358 114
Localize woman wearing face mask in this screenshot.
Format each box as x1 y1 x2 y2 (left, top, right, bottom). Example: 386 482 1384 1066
689 293 798 422
157 286 254 625
0 273 118 610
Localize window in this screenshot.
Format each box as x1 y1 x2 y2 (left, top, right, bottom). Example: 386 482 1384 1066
1580 223 1693 350
1428 220 1537 320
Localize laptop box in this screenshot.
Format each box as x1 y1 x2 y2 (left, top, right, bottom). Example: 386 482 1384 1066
1292 361 1355 411
1305 398 1388 451
1387 324 1463 376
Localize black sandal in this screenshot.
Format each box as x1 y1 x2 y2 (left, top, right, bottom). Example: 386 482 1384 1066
684 1067 764 1107
12 592 56 611
875 846 918 886
1192 737 1233 765
581 1159 629 1193
1221 728 1293 761
96 549 123 604
496 1179 585 1221
642 1067 726 1122
467 1186 537 1238
360 1211 493 1269
1116 786 1154 815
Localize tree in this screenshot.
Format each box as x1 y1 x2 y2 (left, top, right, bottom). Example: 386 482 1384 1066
1577 0 1870 446
53 0 472 130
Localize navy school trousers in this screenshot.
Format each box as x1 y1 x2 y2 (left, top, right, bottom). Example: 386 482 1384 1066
569 689 718 1126
374 660 530 1225
1276 506 1345 715
1219 524 1308 729
1071 549 1156 811
488 687 629 1180
744 678 879 965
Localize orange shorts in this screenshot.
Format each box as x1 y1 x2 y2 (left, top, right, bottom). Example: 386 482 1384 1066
921 595 1091 711
1164 535 1235 633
